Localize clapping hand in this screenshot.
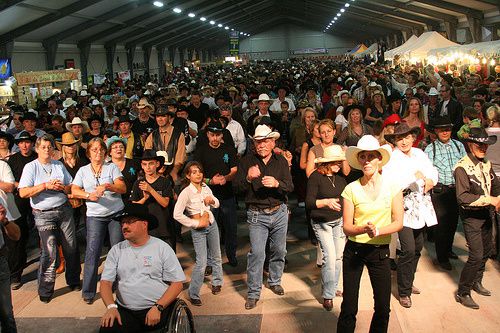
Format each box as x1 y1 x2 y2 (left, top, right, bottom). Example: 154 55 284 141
211 174 226 185
138 181 152 193
325 198 341 211
247 165 261 181
365 222 378 238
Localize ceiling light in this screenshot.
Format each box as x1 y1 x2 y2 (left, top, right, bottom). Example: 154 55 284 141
173 8 182 13
153 1 164 7
209 20 215 25
334 17 338 20
188 13 195 18
218 23 223 27
345 3 350 7
340 9 345 12
240 32 244 35
200 17 206 21
337 13 341 16
224 26 229 30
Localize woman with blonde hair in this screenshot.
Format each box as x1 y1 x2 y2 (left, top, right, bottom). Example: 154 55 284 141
337 105 373 147
402 97 426 147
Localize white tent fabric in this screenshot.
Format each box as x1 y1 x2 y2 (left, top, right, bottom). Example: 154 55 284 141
428 40 500 58
354 43 378 58
402 31 458 60
385 35 418 59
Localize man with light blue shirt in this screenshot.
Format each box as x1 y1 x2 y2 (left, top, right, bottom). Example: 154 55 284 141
12 112 46 153
18 134 80 303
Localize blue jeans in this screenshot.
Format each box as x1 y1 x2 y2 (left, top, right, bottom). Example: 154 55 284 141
246 204 288 299
189 222 223 300
32 203 81 298
212 196 238 260
311 218 346 299
83 213 123 299
0 255 16 332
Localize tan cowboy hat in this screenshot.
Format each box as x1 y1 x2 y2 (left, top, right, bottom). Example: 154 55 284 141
345 135 391 170
62 98 77 108
56 132 81 150
314 145 346 164
137 99 155 112
252 124 280 141
65 117 89 132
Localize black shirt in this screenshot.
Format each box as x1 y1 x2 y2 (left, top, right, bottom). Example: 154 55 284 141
305 171 346 223
132 117 158 137
195 128 235 153
234 152 293 209
194 143 237 199
59 156 90 179
116 158 140 201
187 103 210 129
8 152 38 182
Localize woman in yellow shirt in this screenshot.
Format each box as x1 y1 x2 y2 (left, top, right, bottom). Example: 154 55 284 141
337 135 403 333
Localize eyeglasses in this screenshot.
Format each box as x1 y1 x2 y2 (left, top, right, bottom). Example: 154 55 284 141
111 146 124 150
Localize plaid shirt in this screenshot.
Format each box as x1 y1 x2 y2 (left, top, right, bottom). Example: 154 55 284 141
424 139 466 185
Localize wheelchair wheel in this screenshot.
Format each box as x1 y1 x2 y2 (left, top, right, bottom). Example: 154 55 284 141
166 298 195 333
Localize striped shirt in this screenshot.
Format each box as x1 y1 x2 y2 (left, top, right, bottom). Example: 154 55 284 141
424 139 466 186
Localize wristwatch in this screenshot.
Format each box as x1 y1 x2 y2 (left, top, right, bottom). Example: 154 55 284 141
107 303 118 310
154 303 164 312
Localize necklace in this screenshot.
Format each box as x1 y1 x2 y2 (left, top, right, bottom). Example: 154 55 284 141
326 175 335 188
40 161 52 176
90 163 103 186
130 246 144 260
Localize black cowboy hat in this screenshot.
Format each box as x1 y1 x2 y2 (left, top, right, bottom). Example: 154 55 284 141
385 123 421 144
20 112 37 122
139 149 165 167
14 131 37 144
464 127 497 145
0 131 14 149
153 104 175 117
117 115 132 124
429 116 453 130
206 121 224 133
88 114 105 127
116 203 159 230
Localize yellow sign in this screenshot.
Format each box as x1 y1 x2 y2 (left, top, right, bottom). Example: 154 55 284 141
15 69 81 85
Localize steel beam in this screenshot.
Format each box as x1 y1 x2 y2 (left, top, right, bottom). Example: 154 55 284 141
79 43 91 85
105 44 116 76
413 0 483 20
0 0 25 12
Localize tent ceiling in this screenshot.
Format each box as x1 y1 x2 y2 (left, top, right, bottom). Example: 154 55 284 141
0 0 498 50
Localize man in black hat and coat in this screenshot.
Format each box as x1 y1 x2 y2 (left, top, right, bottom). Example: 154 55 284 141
454 127 500 309
99 203 185 333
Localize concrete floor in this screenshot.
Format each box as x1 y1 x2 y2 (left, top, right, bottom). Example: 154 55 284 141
11 204 500 333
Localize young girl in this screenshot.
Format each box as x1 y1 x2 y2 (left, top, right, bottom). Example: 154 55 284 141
173 161 223 306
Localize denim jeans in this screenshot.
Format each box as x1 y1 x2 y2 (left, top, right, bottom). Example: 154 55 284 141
83 213 123 300
189 222 223 300
32 203 81 298
247 203 288 299
0 255 17 332
311 218 346 299
212 196 238 260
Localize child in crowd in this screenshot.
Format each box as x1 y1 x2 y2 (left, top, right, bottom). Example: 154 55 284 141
173 161 223 306
457 107 482 140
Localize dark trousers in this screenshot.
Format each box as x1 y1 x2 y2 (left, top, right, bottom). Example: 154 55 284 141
431 187 459 263
397 227 424 297
212 196 238 260
6 197 32 283
458 211 493 295
99 305 170 333
337 240 391 333
0 255 17 332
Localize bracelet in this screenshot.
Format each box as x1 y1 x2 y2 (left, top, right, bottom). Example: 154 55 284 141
107 303 118 310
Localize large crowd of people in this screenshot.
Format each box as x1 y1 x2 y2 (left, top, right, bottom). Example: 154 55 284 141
0 56 499 332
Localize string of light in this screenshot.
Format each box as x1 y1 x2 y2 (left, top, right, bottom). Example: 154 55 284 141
323 1 354 33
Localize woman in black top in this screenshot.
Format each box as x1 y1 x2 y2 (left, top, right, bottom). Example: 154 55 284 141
306 144 347 311
106 136 139 202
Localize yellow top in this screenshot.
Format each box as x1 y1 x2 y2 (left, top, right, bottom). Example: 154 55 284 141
341 177 400 245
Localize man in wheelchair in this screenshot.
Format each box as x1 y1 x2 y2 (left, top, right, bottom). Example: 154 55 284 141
99 203 186 333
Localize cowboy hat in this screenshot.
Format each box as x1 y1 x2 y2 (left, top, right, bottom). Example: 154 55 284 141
117 115 132 124
206 121 224 133
428 87 439 96
139 149 165 166
79 90 89 97
106 136 127 149
153 104 175 117
116 203 159 230
14 131 37 144
256 94 273 103
252 124 280 141
20 112 37 122
137 99 155 112
337 90 350 98
0 131 14 149
464 127 497 145
429 116 453 131
88 114 105 127
56 132 81 150
384 123 421 145
65 117 89 132
345 135 391 170
314 145 346 164
155 150 174 166
62 98 77 108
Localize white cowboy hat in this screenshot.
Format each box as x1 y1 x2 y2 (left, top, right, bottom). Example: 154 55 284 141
256 93 273 103
345 135 391 170
314 145 346 164
65 117 89 132
337 90 349 98
79 90 88 97
91 99 102 106
155 151 174 166
62 98 77 108
252 124 280 141
428 87 439 96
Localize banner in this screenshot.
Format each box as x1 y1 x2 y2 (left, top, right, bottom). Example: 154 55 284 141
93 74 107 85
292 48 328 55
118 70 131 82
15 69 81 85
0 59 12 80
229 31 239 56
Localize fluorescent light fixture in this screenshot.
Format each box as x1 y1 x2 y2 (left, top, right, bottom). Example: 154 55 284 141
334 17 338 20
218 23 223 27
188 13 195 18
231 28 234 31
240 32 244 35
340 8 345 12
210 20 215 24
224 26 229 30
153 1 164 7
337 13 341 16
345 3 350 7
200 17 206 21
173 7 182 13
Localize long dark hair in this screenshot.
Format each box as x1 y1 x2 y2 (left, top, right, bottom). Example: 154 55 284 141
180 161 205 191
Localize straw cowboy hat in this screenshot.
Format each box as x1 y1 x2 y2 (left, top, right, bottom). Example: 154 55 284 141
345 135 391 170
314 145 346 164
63 98 77 108
65 117 89 132
56 132 81 150
252 124 280 141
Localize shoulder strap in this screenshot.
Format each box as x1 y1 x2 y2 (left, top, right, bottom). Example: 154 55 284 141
432 141 436 163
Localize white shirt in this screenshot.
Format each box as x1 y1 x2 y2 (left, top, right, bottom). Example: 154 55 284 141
270 97 296 113
226 119 246 155
173 183 220 228
186 119 198 154
202 96 218 110
440 99 450 116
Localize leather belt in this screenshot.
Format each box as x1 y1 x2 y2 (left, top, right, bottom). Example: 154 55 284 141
32 202 68 213
249 204 281 214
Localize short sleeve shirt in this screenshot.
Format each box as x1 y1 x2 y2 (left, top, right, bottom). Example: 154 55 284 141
100 237 185 310
18 159 72 210
72 162 124 217
341 177 400 245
